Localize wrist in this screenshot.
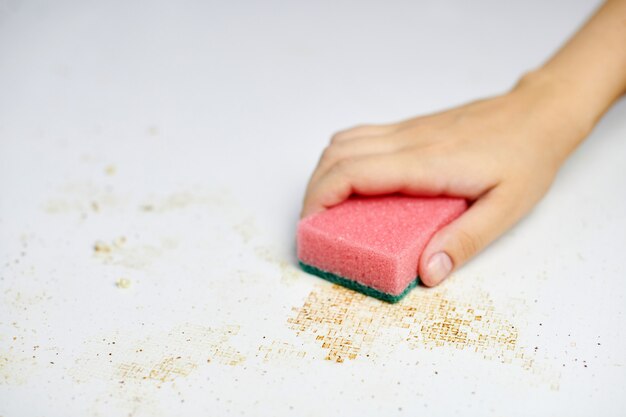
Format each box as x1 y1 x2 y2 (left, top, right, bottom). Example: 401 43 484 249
510 69 595 165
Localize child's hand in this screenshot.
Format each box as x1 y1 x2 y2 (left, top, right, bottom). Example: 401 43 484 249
301 75 590 286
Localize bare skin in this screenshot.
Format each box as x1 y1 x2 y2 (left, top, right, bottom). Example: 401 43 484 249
301 0 626 286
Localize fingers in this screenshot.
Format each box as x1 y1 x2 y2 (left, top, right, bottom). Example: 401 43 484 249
306 121 441 199
302 151 446 218
306 135 407 194
302 143 495 218
418 185 531 286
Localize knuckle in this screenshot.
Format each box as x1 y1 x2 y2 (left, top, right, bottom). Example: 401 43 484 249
320 145 336 162
319 144 345 165
330 123 376 143
330 129 352 143
329 133 344 144
332 157 356 176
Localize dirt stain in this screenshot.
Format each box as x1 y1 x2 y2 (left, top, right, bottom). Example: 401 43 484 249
286 283 538 370
72 323 245 387
0 324 60 386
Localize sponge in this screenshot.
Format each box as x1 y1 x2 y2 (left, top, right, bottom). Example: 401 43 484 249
297 195 467 303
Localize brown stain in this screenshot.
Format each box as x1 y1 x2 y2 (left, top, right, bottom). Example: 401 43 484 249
286 283 538 369
72 323 245 387
406 292 518 356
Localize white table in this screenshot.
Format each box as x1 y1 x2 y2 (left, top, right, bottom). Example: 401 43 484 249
1 0 625 416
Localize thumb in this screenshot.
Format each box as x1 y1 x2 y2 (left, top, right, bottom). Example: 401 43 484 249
418 187 529 286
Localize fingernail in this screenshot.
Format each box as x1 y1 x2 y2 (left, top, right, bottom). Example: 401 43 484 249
425 252 453 284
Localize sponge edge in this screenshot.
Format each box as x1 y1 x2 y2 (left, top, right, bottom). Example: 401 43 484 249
298 261 419 303
297 195 467 302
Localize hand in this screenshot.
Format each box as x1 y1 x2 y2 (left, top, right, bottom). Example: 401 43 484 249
301 74 589 286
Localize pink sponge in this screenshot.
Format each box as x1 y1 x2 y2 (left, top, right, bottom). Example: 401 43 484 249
297 195 467 302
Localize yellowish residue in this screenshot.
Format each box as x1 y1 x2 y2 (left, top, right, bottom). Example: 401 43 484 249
43 181 125 214
0 352 37 385
115 278 132 289
137 192 228 214
118 357 198 383
104 165 117 176
256 341 307 363
72 323 245 387
146 126 159 136
42 183 231 217
92 236 176 270
233 216 257 244
278 261 303 286
0 327 60 386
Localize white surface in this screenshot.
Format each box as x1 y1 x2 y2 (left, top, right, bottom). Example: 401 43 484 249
1 0 625 416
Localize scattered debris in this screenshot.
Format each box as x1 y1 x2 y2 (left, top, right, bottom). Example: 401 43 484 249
104 165 116 176
94 241 112 253
116 278 131 289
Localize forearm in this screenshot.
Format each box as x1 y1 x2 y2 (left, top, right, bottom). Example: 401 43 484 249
514 0 626 163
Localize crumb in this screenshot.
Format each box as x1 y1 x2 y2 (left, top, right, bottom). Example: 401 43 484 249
113 236 127 248
104 165 116 176
116 278 131 289
140 204 155 212
94 241 112 253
